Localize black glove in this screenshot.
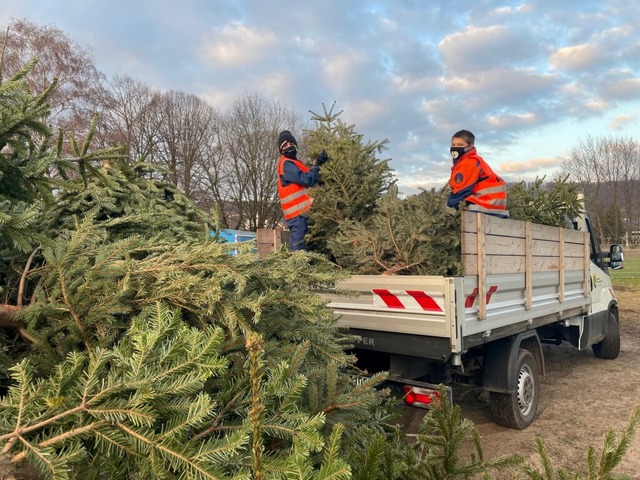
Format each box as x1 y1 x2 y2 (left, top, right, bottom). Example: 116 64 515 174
315 150 329 167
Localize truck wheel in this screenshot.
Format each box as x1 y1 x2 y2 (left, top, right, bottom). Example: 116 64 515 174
489 349 539 430
592 311 620 360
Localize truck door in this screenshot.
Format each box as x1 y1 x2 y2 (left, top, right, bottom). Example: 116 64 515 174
581 216 615 349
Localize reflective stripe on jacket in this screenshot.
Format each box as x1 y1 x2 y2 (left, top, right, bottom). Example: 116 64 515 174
450 150 508 216
277 156 313 220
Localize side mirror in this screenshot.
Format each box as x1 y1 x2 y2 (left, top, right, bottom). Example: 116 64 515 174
609 244 624 270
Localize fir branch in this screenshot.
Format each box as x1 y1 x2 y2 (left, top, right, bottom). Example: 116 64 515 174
55 262 91 354
0 304 235 477
10 421 103 463
315 423 351 480
16 440 70 480
0 404 85 445
247 332 265 479
520 406 640 479
415 387 523 478
114 421 220 480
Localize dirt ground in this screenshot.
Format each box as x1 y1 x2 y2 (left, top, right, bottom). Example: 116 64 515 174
403 286 640 478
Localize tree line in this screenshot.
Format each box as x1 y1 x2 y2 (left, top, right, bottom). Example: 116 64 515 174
2 18 305 230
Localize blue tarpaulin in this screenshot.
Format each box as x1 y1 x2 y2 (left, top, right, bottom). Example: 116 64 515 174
212 229 257 254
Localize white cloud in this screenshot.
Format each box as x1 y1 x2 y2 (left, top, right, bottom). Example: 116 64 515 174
198 88 232 110
200 22 277 67
499 157 562 174
439 25 541 74
497 3 530 14
494 6 513 14
197 70 295 109
396 170 451 195
583 98 608 111
253 71 296 100
391 74 439 93
322 49 368 93
487 112 538 129
591 24 634 50
342 98 389 129
550 43 605 72
440 25 509 73
609 114 635 130
599 77 640 101
419 98 459 135
378 16 398 33
441 68 557 106
291 35 318 50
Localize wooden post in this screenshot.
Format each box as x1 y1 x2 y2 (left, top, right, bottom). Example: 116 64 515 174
477 213 487 321
558 229 565 303
525 221 532 310
257 229 290 258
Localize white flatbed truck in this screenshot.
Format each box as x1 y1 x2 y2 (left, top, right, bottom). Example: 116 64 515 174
325 211 624 429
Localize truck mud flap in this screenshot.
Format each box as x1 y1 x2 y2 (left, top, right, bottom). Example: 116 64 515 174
481 330 544 394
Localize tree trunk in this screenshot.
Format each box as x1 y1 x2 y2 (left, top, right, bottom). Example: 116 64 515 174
0 305 23 328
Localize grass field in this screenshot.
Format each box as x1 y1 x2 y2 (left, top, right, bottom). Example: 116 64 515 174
611 247 640 287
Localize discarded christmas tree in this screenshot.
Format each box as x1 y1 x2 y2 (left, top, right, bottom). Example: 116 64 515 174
507 174 583 227
304 103 395 257
328 185 461 275
0 63 384 478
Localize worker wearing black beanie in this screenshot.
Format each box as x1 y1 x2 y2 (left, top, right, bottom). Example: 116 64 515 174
276 130 329 250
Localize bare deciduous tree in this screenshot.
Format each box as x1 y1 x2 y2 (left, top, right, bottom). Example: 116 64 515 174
0 18 106 139
152 90 220 200
217 93 304 230
563 135 640 245
96 75 162 161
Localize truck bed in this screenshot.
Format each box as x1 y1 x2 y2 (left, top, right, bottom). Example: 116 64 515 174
326 212 591 358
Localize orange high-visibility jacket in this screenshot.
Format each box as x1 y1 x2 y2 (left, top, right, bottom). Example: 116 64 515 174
277 156 314 220
449 149 508 216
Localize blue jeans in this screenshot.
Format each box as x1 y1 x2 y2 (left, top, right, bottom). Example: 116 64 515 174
286 215 308 251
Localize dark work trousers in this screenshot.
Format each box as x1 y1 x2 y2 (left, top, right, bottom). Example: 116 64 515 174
285 215 309 251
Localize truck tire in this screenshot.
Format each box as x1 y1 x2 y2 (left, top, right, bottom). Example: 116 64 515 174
489 349 539 430
592 311 620 360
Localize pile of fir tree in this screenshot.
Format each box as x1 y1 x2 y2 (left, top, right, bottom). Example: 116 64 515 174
325 185 461 276
303 109 583 276
322 177 582 276
1 64 388 479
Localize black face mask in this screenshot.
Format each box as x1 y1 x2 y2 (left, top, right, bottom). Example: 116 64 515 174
283 145 298 159
450 146 469 162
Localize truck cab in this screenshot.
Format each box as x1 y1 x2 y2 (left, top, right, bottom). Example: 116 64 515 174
562 212 623 354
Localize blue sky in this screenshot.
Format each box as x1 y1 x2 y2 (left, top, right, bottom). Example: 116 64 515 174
3 0 640 195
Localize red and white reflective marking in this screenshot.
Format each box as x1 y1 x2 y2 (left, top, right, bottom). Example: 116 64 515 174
465 286 498 308
372 289 444 312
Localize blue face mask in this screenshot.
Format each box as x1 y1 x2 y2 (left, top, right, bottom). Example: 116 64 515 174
283 145 297 159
